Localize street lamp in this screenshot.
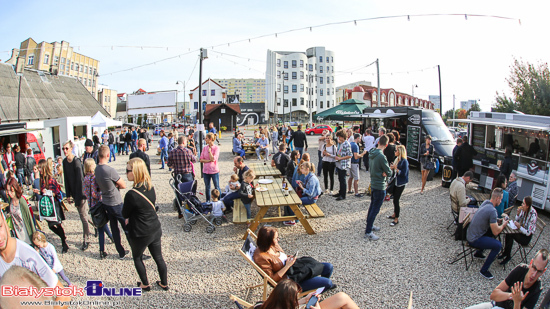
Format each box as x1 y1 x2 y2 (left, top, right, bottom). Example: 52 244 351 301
176 80 185 122
282 71 286 123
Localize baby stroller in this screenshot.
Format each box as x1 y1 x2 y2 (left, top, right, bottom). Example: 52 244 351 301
169 178 221 233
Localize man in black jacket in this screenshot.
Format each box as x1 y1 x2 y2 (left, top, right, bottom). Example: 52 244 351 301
456 135 478 177
13 145 26 185
124 129 132 155
288 124 308 156
129 138 151 176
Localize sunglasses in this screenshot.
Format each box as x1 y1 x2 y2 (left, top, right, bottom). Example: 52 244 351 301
62 147 70 150
126 169 132 174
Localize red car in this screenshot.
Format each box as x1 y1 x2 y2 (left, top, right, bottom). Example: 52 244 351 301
305 125 333 135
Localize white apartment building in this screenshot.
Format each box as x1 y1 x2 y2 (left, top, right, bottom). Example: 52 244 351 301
266 47 335 123
189 78 226 122
215 78 265 103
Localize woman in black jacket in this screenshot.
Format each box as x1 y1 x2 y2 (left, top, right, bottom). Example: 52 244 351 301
419 136 434 195
499 146 513 180
123 158 168 292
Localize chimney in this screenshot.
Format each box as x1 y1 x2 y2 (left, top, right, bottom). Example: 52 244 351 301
15 56 25 74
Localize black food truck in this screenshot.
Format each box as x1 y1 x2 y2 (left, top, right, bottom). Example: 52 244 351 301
359 107 455 186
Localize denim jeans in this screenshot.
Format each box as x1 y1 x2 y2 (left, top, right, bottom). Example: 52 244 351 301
103 203 128 257
203 173 220 202
295 147 304 156
16 168 25 185
336 167 347 198
300 196 317 205
97 224 113 252
256 147 269 159
235 149 245 158
221 191 240 210
298 263 334 292
469 236 502 273
131 140 137 153
109 145 116 162
365 189 386 234
160 149 168 168
124 142 129 154
317 150 323 176
272 142 278 154
243 203 251 219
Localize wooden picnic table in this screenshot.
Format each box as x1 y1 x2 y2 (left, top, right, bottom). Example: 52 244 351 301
248 162 282 178
241 178 315 239
468 191 490 205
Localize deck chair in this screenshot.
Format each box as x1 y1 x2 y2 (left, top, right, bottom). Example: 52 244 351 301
229 295 253 309
407 291 414 309
447 195 460 231
449 214 477 270
510 218 546 264
239 229 314 301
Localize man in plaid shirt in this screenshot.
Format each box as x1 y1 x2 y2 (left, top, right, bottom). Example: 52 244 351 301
333 129 353 201
168 136 197 218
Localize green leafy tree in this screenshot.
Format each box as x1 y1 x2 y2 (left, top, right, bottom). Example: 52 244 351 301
493 59 550 115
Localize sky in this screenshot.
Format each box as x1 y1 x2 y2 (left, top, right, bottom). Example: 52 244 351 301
1 0 548 112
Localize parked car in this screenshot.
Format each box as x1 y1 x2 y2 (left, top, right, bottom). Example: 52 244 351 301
305 124 334 135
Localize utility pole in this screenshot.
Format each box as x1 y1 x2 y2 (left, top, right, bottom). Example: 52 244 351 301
282 72 285 123
452 94 456 127
17 74 22 122
198 48 207 177
438 65 442 117
376 59 381 107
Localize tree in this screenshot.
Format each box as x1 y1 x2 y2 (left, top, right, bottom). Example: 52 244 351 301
457 109 467 119
493 59 550 115
469 102 481 112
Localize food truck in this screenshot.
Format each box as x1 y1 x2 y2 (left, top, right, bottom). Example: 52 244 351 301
457 111 550 210
360 107 455 185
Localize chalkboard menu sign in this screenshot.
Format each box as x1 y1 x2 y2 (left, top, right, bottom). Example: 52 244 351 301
407 125 421 160
473 124 486 160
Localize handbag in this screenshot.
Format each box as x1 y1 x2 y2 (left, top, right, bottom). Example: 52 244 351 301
89 201 108 228
287 256 324 283
38 193 61 225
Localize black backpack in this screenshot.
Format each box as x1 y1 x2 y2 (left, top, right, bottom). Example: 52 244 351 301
108 133 115 144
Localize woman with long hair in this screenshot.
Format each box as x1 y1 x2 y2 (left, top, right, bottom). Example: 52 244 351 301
419 136 434 194
499 196 538 265
38 159 68 253
387 145 409 226
6 173 35 244
392 130 401 146
199 133 220 202
122 158 168 291
293 153 315 189
383 133 397 201
321 134 337 195
257 279 359 309
493 175 509 217
253 227 335 292
286 150 301 183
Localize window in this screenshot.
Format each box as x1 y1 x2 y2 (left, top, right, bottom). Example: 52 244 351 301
320 101 324 108
331 57 333 62
80 64 83 72
292 85 297 93
319 56 323 62
284 99 288 107
328 101 331 108
84 78 87 85
300 98 304 105
277 98 281 106
320 66 323 73
71 63 74 70
292 98 297 106
320 89 324 96
283 72 288 80
284 85 288 94
27 55 34 65
54 56 59 65
277 71 281 78
326 57 329 63
211 101 215 104
277 59 281 67
60 64 65 70
309 64 313 71
292 72 297 79
43 54 49 64
327 66 329 72
382 93 387 102
300 71 304 79
320 77 324 84
292 60 296 68
85 66 88 74
277 84 281 92
332 66 334 73
211 89 215 96
284 61 288 68
300 60 304 68
300 84 304 92
332 76 334 83
194 102 199 109
202 90 207 96
104 96 108 102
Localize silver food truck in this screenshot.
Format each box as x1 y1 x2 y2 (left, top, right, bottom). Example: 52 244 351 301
457 111 550 210
359 107 455 186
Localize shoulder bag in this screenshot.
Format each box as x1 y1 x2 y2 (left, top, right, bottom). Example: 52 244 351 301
131 188 158 212
87 181 108 228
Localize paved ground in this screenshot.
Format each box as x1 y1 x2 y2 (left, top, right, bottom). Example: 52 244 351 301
49 132 550 308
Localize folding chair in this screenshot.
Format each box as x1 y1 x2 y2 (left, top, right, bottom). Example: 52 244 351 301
229 295 253 309
239 229 314 301
447 195 460 231
449 214 477 270
510 218 546 264
407 291 414 309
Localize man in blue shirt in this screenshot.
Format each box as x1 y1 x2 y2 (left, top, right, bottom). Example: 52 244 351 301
256 134 270 160
158 130 169 169
209 122 220 145
131 127 138 153
348 133 368 197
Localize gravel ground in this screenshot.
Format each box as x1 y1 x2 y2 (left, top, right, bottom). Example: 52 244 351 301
47 133 550 308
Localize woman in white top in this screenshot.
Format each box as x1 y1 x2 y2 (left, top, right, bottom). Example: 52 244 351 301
317 130 329 177
321 135 338 195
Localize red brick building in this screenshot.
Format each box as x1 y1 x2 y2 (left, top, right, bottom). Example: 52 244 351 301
343 85 434 110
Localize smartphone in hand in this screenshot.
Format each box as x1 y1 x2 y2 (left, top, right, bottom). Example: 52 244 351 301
306 295 318 308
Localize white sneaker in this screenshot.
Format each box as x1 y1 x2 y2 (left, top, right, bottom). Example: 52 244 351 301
364 232 379 241
330 191 335 196
324 189 330 194
372 225 381 232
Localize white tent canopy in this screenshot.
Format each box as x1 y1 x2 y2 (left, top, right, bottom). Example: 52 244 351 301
91 111 123 128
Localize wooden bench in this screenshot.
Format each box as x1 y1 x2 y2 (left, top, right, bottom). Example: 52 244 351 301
233 199 249 224
304 203 324 218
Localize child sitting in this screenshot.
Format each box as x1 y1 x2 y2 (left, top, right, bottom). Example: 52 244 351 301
32 231 72 286
238 169 256 220
210 189 226 217
224 174 241 194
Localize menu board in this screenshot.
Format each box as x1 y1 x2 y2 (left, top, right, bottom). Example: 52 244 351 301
406 125 420 160
472 124 485 159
